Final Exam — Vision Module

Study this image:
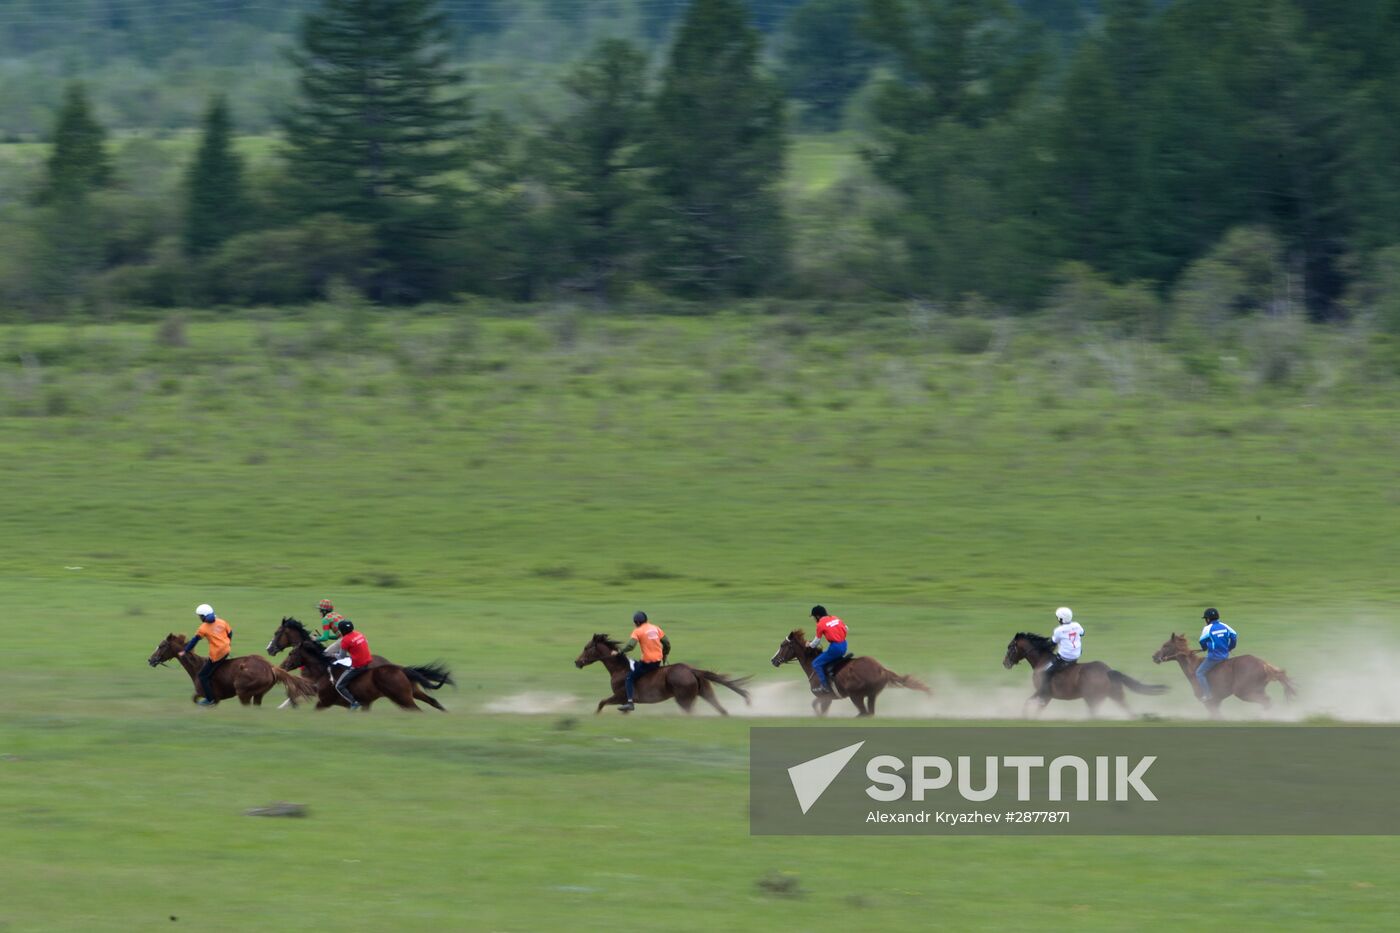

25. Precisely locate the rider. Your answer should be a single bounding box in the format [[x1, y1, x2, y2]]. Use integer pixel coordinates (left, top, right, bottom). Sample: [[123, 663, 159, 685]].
[[806, 606, 848, 696], [315, 600, 343, 643], [618, 611, 669, 712], [1196, 608, 1237, 701], [326, 618, 372, 710], [1039, 607, 1083, 700], [179, 603, 233, 706]]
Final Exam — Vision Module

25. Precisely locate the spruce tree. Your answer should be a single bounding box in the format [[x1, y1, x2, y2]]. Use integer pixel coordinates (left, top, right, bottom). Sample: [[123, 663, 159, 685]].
[[545, 39, 653, 295], [281, 0, 472, 301], [649, 0, 787, 296], [183, 95, 247, 257], [36, 83, 111, 204]]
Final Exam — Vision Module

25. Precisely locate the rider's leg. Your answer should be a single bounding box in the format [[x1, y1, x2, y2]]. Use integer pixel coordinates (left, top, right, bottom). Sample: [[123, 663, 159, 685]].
[[197, 659, 219, 704], [335, 667, 362, 707], [1036, 658, 1063, 700], [1195, 657, 1221, 700], [812, 641, 846, 693], [622, 660, 658, 709]]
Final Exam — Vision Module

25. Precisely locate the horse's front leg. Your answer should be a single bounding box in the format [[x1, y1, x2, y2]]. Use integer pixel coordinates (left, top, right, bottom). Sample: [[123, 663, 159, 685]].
[[596, 693, 624, 714]]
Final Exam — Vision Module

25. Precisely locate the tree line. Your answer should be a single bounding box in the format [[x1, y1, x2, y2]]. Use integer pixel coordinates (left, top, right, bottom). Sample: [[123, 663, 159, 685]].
[[5, 0, 1400, 336]]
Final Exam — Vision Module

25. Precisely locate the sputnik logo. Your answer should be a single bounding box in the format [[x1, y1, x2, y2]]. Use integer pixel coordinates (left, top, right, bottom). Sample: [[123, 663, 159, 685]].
[[787, 741, 865, 814]]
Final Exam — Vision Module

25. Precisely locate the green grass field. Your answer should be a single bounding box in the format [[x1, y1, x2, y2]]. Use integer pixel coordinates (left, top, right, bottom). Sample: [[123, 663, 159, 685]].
[[2, 311, 1399, 930]]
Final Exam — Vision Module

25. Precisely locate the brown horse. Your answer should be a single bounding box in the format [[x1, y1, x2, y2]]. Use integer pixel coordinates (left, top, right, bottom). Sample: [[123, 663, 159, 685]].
[[147, 634, 316, 706], [1004, 632, 1168, 716], [1152, 632, 1297, 715], [770, 629, 930, 717], [266, 617, 398, 708], [281, 638, 453, 711], [574, 634, 752, 715]]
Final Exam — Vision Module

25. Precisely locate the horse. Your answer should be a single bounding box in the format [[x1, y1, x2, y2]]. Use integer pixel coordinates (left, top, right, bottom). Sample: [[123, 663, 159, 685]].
[[266, 616, 398, 708], [1152, 632, 1297, 716], [147, 634, 317, 706], [574, 634, 752, 715], [280, 637, 453, 711], [266, 617, 392, 664], [1004, 632, 1168, 716], [770, 629, 931, 717]]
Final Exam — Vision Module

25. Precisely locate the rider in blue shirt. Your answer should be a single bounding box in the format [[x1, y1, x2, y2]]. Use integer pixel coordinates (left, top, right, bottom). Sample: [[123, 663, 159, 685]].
[[1196, 608, 1238, 701]]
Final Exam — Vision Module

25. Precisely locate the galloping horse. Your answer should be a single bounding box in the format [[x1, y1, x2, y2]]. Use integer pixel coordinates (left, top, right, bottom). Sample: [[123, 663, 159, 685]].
[[266, 617, 391, 664], [574, 634, 751, 715], [148, 634, 316, 706], [1152, 633, 1297, 715], [770, 629, 930, 717], [281, 638, 454, 711], [1004, 632, 1167, 716]]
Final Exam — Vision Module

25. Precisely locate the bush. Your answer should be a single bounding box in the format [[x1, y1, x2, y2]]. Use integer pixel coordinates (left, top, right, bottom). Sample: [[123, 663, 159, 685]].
[[946, 317, 996, 355], [204, 215, 375, 305], [1045, 262, 1168, 338]]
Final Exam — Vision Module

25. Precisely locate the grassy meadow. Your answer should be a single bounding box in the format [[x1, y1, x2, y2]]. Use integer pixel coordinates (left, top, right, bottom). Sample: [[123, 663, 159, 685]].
[[2, 310, 1400, 931]]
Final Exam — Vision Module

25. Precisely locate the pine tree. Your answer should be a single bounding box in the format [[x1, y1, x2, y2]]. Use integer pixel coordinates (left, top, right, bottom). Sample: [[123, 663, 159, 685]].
[[649, 0, 787, 296], [544, 39, 653, 295], [36, 83, 111, 204], [183, 95, 247, 257], [281, 0, 472, 301]]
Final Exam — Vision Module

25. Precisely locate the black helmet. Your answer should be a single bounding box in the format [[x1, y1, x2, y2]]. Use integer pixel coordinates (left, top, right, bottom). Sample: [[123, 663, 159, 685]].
[[337, 619, 355, 635], [633, 611, 648, 624], [1202, 608, 1219, 622], [810, 605, 827, 619]]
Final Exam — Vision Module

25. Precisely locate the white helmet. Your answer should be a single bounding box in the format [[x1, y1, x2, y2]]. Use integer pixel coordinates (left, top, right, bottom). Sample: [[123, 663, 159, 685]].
[[1055, 607, 1073, 623], [195, 603, 215, 619]]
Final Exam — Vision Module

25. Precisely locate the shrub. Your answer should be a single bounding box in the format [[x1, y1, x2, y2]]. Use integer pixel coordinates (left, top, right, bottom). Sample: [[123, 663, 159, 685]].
[[946, 317, 995, 355], [204, 215, 375, 305]]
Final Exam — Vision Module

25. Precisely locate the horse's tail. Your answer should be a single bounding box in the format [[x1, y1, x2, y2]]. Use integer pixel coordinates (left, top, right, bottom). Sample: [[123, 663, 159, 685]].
[[1108, 669, 1169, 695], [272, 667, 318, 704], [1263, 663, 1298, 700], [403, 663, 455, 691], [697, 670, 752, 705], [890, 671, 932, 694]]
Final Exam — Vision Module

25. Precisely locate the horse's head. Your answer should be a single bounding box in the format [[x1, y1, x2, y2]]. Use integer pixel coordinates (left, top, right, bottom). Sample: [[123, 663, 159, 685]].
[[148, 633, 186, 667], [770, 629, 808, 668], [1004, 632, 1053, 669], [1152, 633, 1194, 665], [267, 616, 307, 656], [575, 634, 620, 668], [280, 644, 306, 673]]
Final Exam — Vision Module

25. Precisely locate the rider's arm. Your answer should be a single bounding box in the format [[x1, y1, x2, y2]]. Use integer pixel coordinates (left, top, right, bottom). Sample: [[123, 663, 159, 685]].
[[181, 634, 202, 655], [660, 636, 671, 660], [619, 638, 638, 655]]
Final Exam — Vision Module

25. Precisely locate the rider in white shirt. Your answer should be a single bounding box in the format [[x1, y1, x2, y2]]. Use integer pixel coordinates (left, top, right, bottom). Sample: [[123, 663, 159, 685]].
[[1039, 607, 1083, 699]]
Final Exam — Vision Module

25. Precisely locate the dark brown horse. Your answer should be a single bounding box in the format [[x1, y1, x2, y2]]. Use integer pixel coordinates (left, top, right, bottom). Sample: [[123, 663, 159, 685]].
[[148, 634, 316, 706], [770, 629, 930, 717], [1004, 632, 1168, 716], [1152, 632, 1297, 715], [280, 638, 453, 711], [574, 634, 751, 715], [266, 617, 397, 708]]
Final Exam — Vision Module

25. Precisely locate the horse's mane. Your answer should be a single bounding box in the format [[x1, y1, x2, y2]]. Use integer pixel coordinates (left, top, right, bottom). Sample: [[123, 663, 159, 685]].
[[789, 628, 807, 642], [1015, 632, 1056, 653], [298, 638, 329, 661], [593, 633, 623, 651], [281, 617, 311, 638]]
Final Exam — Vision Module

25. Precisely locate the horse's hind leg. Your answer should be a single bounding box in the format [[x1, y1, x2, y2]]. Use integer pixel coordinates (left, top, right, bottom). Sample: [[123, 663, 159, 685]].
[[850, 695, 869, 717], [865, 692, 878, 717], [412, 687, 447, 711], [697, 681, 729, 716]]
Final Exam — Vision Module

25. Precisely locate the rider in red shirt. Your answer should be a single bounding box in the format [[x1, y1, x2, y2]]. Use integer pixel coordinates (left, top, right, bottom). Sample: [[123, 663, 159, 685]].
[[329, 619, 372, 709], [807, 605, 849, 695]]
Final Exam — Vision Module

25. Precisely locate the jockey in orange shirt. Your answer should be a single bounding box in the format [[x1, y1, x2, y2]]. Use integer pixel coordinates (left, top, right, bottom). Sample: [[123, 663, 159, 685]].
[[179, 603, 233, 706], [618, 611, 671, 712]]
